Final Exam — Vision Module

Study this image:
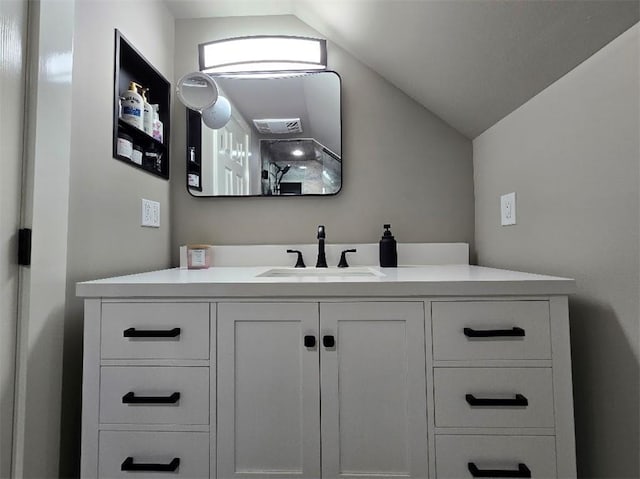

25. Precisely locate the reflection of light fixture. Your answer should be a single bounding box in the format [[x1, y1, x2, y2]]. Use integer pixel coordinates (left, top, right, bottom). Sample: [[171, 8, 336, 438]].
[[298, 165, 307, 169], [200, 36, 327, 73], [292, 149, 304, 157]]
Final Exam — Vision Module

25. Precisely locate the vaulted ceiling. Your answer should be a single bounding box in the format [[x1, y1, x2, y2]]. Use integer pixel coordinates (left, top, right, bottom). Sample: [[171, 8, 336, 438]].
[[165, 0, 639, 138]]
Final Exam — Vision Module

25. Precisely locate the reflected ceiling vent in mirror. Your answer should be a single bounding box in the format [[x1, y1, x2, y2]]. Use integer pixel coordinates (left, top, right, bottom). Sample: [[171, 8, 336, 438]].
[[253, 118, 303, 134], [199, 36, 327, 74]]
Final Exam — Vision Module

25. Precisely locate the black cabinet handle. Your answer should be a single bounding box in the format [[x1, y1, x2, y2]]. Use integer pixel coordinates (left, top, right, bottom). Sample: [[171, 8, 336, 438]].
[[122, 392, 181, 404], [304, 335, 316, 348], [323, 335, 335, 348], [465, 393, 528, 407], [123, 327, 181, 338], [468, 462, 531, 478], [121, 457, 180, 472], [464, 327, 524, 338]]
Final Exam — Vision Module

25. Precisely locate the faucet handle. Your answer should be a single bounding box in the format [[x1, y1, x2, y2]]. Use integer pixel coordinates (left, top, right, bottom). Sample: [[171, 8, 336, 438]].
[[317, 225, 325, 239], [286, 249, 306, 268], [337, 249, 357, 268]]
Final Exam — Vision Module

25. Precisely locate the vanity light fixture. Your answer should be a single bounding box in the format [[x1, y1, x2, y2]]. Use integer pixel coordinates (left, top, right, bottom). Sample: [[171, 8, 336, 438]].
[[199, 36, 327, 73], [292, 149, 304, 157]]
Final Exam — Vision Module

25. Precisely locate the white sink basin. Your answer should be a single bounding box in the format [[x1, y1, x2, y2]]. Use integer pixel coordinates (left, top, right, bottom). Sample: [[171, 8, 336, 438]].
[[257, 267, 383, 278]]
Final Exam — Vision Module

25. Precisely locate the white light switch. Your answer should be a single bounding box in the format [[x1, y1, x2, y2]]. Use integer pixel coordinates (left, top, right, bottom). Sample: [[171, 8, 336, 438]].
[[501, 192, 516, 226], [141, 199, 160, 228]]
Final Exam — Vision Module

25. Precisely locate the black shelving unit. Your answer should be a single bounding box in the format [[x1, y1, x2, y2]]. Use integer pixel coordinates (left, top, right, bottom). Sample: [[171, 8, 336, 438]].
[[186, 109, 202, 191], [113, 29, 170, 179]]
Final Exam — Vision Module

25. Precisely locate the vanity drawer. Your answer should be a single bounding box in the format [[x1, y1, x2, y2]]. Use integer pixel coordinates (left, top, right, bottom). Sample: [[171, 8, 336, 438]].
[[432, 301, 551, 360], [435, 435, 557, 478], [101, 302, 209, 360], [98, 430, 209, 478], [434, 368, 554, 428], [99, 366, 209, 425]]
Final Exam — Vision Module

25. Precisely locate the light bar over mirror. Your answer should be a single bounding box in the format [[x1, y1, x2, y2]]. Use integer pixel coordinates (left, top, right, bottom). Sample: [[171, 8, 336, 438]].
[[199, 36, 327, 74]]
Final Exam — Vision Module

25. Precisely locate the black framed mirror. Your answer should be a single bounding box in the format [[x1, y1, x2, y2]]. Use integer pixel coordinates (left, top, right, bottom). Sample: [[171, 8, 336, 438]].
[[186, 71, 341, 197]]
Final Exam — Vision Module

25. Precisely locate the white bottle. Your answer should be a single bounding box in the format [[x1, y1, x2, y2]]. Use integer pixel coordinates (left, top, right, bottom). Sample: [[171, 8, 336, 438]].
[[121, 81, 144, 130], [142, 88, 153, 135], [151, 104, 163, 143]]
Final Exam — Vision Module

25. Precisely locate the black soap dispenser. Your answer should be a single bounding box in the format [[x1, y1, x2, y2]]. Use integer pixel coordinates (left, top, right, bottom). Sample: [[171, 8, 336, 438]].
[[379, 224, 398, 267]]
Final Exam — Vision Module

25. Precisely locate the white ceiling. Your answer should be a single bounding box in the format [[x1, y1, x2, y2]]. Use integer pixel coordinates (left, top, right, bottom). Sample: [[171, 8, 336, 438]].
[[165, 0, 639, 138]]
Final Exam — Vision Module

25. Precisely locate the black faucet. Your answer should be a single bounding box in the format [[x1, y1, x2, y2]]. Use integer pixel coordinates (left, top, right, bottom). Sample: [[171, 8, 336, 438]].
[[337, 249, 357, 268], [316, 225, 327, 268], [286, 249, 306, 268]]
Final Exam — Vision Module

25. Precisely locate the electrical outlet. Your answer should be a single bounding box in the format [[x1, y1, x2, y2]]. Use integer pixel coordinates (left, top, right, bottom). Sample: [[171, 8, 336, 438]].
[[141, 199, 160, 228], [151, 201, 160, 227], [501, 192, 516, 226]]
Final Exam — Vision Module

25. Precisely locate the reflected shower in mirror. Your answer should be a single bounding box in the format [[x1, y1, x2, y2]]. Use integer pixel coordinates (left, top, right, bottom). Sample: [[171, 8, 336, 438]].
[[186, 71, 341, 197]]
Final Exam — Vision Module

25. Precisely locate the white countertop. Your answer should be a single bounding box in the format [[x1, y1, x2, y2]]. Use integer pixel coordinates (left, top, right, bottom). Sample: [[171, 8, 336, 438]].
[[76, 265, 575, 298]]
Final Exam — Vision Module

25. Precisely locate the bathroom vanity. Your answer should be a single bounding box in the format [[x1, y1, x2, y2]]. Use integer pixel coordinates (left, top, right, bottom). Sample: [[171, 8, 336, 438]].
[[77, 253, 576, 478]]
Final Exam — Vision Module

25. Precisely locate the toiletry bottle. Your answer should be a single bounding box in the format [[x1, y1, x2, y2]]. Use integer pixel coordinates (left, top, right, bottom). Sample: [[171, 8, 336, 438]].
[[121, 81, 144, 130], [151, 104, 163, 143], [379, 224, 398, 267], [142, 88, 153, 135]]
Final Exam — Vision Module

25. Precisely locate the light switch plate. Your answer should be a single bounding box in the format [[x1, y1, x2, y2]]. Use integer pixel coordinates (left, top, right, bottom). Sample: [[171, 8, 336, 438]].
[[141, 199, 160, 228], [501, 192, 516, 226]]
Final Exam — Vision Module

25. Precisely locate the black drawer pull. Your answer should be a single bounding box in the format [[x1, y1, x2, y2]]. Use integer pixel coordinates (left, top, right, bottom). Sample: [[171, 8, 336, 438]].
[[323, 335, 335, 348], [304, 335, 316, 348], [122, 392, 181, 404], [123, 327, 181, 338], [121, 457, 180, 472], [466, 393, 528, 407], [468, 462, 531, 478], [464, 327, 525, 338]]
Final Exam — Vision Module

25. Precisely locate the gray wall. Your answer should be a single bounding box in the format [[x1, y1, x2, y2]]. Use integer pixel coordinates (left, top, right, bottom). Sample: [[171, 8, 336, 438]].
[[473, 24, 639, 478], [171, 15, 473, 262], [60, 1, 175, 476]]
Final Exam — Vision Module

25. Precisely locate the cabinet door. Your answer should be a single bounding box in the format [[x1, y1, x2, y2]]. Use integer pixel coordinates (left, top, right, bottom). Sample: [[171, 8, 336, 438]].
[[217, 303, 320, 479], [320, 302, 428, 478]]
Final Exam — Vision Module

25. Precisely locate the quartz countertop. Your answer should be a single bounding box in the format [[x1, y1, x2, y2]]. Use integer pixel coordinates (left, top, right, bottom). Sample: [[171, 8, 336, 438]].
[[76, 265, 575, 298]]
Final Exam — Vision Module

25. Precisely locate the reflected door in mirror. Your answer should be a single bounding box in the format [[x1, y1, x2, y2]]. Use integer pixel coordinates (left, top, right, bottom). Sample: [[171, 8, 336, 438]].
[[209, 118, 250, 195]]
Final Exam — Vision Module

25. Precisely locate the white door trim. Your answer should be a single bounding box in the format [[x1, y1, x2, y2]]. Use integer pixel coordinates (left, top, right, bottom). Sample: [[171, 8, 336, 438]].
[[0, 0, 28, 477], [12, 0, 75, 477]]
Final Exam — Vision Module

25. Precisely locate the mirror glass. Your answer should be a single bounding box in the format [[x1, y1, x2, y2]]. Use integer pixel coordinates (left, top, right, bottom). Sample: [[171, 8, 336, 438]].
[[186, 71, 341, 196]]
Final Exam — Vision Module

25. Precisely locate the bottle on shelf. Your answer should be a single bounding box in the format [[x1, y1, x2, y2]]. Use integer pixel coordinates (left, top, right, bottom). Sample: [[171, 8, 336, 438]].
[[142, 88, 153, 135], [151, 104, 163, 143], [144, 143, 163, 173], [121, 81, 144, 130], [116, 132, 133, 159]]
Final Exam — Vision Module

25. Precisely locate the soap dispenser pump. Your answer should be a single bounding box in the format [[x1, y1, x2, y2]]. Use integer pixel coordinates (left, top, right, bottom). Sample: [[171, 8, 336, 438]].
[[379, 224, 398, 267]]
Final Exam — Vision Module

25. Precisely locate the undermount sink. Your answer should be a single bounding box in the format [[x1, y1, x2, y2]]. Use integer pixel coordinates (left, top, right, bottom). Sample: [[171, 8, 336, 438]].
[[257, 267, 383, 278]]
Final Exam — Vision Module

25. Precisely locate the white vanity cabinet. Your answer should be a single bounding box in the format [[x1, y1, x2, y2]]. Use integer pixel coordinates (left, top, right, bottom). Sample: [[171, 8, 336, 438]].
[[216, 302, 428, 478], [81, 301, 214, 478], [78, 265, 576, 479], [216, 302, 321, 478]]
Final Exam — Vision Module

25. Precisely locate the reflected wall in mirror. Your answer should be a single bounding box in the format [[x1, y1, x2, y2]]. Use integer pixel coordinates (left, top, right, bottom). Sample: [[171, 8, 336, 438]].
[[186, 71, 341, 197]]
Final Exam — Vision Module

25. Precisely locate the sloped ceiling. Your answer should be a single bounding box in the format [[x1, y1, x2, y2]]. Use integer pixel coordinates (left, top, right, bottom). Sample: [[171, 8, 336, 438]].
[[165, 0, 639, 138]]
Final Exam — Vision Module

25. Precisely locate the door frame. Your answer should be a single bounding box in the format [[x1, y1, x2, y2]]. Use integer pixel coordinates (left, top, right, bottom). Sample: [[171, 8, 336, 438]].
[[11, 0, 75, 477], [0, 0, 29, 476]]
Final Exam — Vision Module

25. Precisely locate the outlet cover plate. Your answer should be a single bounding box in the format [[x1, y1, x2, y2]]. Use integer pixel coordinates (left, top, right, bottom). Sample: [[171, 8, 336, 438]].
[[501, 192, 516, 226], [141, 199, 160, 228]]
